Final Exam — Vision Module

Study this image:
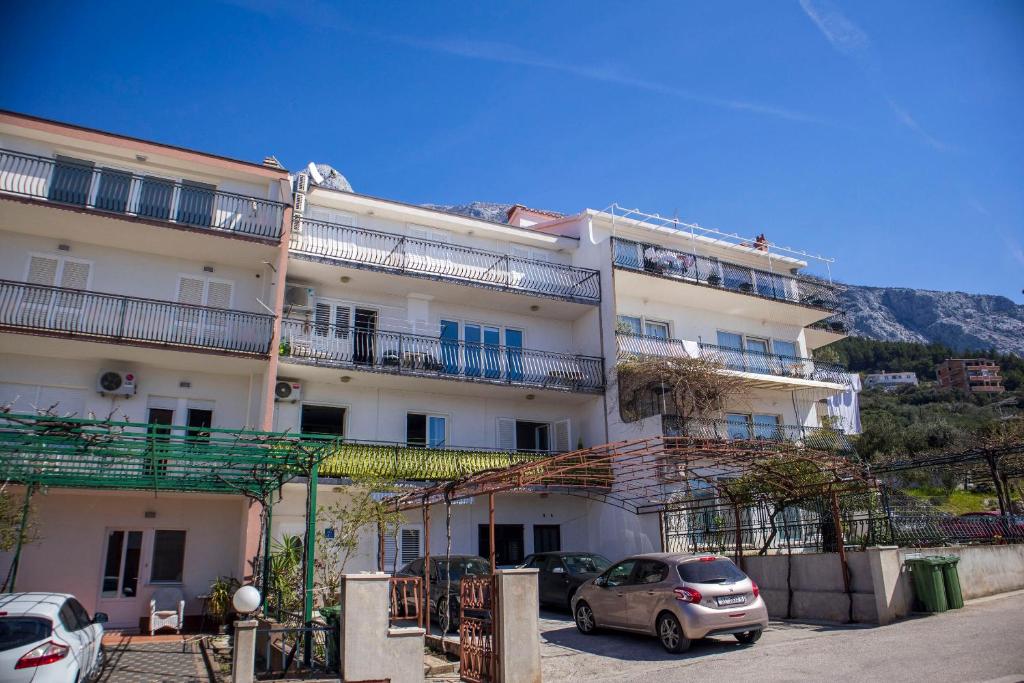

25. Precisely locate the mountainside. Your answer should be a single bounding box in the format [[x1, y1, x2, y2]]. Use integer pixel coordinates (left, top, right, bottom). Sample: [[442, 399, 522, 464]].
[[423, 202, 1023, 357], [843, 285, 1024, 357]]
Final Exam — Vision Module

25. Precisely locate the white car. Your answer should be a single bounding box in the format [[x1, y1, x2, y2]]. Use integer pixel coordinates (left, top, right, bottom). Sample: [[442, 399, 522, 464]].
[[0, 593, 107, 682]]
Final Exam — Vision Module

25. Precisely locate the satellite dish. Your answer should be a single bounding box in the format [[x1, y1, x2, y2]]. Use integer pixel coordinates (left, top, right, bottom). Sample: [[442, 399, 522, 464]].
[[307, 162, 324, 185]]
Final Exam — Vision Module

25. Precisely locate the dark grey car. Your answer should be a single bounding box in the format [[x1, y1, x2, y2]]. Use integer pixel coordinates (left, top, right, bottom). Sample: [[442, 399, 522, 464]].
[[521, 552, 612, 610], [395, 555, 491, 632]]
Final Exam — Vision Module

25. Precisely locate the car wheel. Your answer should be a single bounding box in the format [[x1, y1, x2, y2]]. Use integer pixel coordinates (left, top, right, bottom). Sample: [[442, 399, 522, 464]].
[[657, 613, 691, 653], [735, 629, 762, 645], [574, 601, 597, 635]]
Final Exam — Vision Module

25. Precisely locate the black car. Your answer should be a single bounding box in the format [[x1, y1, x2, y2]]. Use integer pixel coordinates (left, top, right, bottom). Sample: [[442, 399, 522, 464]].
[[521, 551, 613, 610], [395, 554, 491, 632]]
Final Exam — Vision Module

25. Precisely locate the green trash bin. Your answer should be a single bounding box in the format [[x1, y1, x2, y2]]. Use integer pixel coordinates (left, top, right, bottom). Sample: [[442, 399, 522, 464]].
[[939, 556, 964, 609], [905, 556, 949, 613]]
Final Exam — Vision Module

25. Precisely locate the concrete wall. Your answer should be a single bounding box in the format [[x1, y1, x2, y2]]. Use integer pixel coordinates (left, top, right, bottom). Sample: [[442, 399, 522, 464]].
[[338, 574, 424, 683], [0, 488, 248, 628], [895, 545, 1024, 616]]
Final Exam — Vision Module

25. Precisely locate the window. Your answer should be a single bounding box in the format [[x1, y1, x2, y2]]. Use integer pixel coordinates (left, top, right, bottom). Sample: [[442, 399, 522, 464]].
[[644, 320, 670, 339], [533, 525, 561, 553], [187, 408, 212, 440], [151, 530, 187, 583], [407, 413, 446, 448], [617, 315, 670, 338], [301, 405, 346, 437], [634, 560, 669, 584], [515, 420, 549, 453], [0, 617, 51, 651], [523, 555, 545, 569], [383, 526, 421, 570], [617, 316, 642, 334], [497, 418, 570, 453], [603, 560, 636, 588], [478, 524, 524, 566], [716, 331, 743, 350], [677, 558, 746, 584], [67, 600, 92, 631], [773, 340, 798, 359], [101, 529, 143, 598]]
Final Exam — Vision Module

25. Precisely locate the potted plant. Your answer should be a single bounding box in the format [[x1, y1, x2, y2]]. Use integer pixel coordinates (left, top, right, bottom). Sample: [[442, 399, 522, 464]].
[[279, 338, 291, 356], [207, 576, 241, 633]]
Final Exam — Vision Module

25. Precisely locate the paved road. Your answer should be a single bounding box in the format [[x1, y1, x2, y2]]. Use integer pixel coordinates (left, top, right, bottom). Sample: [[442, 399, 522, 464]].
[[540, 590, 1024, 682]]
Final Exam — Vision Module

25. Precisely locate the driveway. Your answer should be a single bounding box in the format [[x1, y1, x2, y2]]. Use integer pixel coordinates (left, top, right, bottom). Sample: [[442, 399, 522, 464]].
[[98, 635, 210, 683], [540, 590, 1024, 682]]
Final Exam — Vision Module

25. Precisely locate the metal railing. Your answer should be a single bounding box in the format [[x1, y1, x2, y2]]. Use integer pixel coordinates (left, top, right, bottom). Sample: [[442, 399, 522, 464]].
[[662, 416, 855, 452], [389, 576, 423, 627], [698, 342, 850, 385], [808, 312, 851, 335], [280, 319, 605, 392], [256, 622, 338, 676], [0, 279, 274, 355], [615, 332, 850, 385], [0, 149, 285, 240], [291, 217, 601, 303], [612, 237, 842, 313]]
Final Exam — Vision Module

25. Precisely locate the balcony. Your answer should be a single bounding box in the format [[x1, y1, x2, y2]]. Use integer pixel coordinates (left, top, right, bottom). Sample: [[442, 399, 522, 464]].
[[612, 237, 842, 314], [662, 416, 854, 452], [290, 218, 601, 304], [0, 149, 286, 240], [0, 279, 275, 356], [616, 332, 850, 387], [280, 319, 605, 393]]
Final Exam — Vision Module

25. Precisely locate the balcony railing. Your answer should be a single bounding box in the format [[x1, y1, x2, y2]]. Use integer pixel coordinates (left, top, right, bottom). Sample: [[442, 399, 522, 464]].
[[808, 312, 851, 335], [290, 218, 601, 304], [0, 149, 286, 240], [281, 319, 605, 393], [0, 279, 275, 355], [612, 237, 842, 313], [662, 416, 855, 452], [615, 332, 850, 385]]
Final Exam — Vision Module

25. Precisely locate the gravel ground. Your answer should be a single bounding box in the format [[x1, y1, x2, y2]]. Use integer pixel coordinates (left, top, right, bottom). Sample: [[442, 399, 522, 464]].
[[539, 590, 1024, 682]]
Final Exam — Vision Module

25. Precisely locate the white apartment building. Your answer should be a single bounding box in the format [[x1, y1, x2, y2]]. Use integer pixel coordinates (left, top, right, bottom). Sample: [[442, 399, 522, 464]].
[[863, 371, 918, 390], [0, 111, 292, 629], [0, 112, 854, 630]]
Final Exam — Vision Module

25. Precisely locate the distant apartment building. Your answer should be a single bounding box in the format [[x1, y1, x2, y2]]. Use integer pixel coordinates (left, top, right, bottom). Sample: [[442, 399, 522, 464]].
[[936, 358, 1005, 394], [863, 371, 918, 390]]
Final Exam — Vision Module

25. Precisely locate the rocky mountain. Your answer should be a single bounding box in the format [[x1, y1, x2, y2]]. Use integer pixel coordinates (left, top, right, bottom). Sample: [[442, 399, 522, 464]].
[[423, 202, 1024, 357], [842, 285, 1024, 357]]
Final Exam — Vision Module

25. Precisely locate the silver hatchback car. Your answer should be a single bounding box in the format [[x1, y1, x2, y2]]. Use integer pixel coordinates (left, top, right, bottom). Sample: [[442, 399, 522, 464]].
[[571, 553, 768, 653]]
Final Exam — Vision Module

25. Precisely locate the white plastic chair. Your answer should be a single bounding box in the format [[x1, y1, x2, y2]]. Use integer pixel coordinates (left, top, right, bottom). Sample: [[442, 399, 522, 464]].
[[149, 587, 185, 635]]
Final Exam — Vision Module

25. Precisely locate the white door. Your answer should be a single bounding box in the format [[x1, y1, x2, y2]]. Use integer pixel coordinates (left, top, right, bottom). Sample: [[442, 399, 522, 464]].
[[20, 254, 92, 329], [97, 529, 146, 628], [176, 275, 233, 347]]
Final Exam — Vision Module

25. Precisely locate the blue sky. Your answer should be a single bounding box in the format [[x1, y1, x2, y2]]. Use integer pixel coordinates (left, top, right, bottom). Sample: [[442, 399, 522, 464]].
[[2, 1, 1022, 301]]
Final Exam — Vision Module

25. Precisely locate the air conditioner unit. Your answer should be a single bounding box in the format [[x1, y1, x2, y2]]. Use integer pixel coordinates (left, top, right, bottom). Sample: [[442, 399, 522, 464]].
[[97, 370, 137, 396], [275, 380, 302, 402], [293, 192, 306, 215], [294, 173, 309, 193], [285, 284, 315, 310]]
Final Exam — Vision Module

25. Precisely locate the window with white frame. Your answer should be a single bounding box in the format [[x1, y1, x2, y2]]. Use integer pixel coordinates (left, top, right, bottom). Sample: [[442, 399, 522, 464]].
[[617, 315, 670, 338], [497, 417, 571, 453], [407, 413, 447, 448]]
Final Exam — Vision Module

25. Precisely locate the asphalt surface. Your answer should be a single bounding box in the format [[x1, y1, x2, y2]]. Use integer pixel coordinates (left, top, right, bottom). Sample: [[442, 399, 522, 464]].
[[539, 590, 1024, 682]]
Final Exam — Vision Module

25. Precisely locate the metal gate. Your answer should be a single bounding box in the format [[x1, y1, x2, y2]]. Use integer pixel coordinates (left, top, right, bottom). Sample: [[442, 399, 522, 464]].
[[459, 574, 497, 683]]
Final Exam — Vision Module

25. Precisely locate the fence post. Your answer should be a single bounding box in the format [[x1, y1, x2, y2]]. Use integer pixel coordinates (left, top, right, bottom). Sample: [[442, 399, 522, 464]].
[[231, 619, 258, 683], [495, 570, 541, 683]]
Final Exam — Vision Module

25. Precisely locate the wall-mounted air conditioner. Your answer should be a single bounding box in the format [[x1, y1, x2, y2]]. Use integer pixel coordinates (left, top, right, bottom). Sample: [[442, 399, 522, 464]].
[[97, 370, 137, 396], [285, 284, 315, 310], [275, 380, 302, 402]]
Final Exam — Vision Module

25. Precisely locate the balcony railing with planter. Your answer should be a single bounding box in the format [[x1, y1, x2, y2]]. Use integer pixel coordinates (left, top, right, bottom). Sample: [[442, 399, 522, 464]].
[[0, 279, 275, 356], [0, 149, 286, 240], [612, 237, 842, 313], [662, 416, 855, 452], [616, 332, 850, 385], [280, 319, 605, 393], [290, 218, 601, 304], [809, 312, 851, 335]]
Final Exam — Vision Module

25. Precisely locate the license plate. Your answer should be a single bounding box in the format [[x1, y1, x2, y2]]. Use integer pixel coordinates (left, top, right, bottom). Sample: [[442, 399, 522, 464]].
[[716, 595, 746, 606]]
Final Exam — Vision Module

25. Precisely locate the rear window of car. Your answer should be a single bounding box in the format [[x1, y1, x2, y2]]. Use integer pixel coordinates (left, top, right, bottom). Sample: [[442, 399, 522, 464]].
[[0, 617, 52, 652], [677, 558, 747, 584]]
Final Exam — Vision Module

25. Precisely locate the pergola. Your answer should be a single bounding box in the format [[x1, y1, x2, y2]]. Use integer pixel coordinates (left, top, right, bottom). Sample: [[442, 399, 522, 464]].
[[385, 435, 875, 625]]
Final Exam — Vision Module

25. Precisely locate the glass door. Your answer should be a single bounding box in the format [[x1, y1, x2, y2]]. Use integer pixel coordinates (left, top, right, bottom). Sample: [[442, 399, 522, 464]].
[[745, 337, 770, 374], [353, 308, 377, 365], [464, 324, 482, 377], [483, 326, 501, 379], [716, 332, 745, 371], [505, 329, 523, 381], [725, 413, 752, 440], [98, 529, 144, 628], [440, 320, 460, 374]]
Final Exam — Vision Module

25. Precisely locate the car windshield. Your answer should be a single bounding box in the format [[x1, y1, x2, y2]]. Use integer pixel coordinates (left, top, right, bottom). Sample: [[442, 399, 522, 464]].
[[0, 617, 52, 652], [562, 554, 612, 574], [677, 558, 747, 584], [437, 558, 491, 580]]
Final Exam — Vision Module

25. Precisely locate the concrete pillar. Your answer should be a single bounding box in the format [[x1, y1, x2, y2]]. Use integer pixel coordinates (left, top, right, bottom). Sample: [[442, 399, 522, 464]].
[[866, 546, 903, 625], [231, 619, 258, 683], [339, 573, 425, 683], [496, 569, 541, 683]]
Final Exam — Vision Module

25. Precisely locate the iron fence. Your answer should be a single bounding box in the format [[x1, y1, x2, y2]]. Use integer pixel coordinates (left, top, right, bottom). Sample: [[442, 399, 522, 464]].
[[612, 236, 842, 312], [291, 217, 601, 303], [255, 621, 337, 677], [0, 279, 275, 355], [389, 576, 424, 627], [0, 148, 285, 239], [280, 318, 605, 392], [662, 416, 855, 453]]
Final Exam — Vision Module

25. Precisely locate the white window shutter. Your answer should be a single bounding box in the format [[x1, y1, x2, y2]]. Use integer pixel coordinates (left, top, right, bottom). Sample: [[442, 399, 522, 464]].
[[59, 260, 91, 290], [206, 280, 233, 309], [27, 255, 59, 286], [382, 534, 398, 571], [496, 418, 516, 451], [400, 528, 421, 564], [177, 276, 205, 305], [314, 302, 332, 336], [553, 419, 571, 453], [333, 304, 351, 339]]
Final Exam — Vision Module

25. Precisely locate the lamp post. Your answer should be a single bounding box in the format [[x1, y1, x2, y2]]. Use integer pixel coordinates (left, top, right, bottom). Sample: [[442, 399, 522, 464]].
[[231, 586, 261, 683]]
